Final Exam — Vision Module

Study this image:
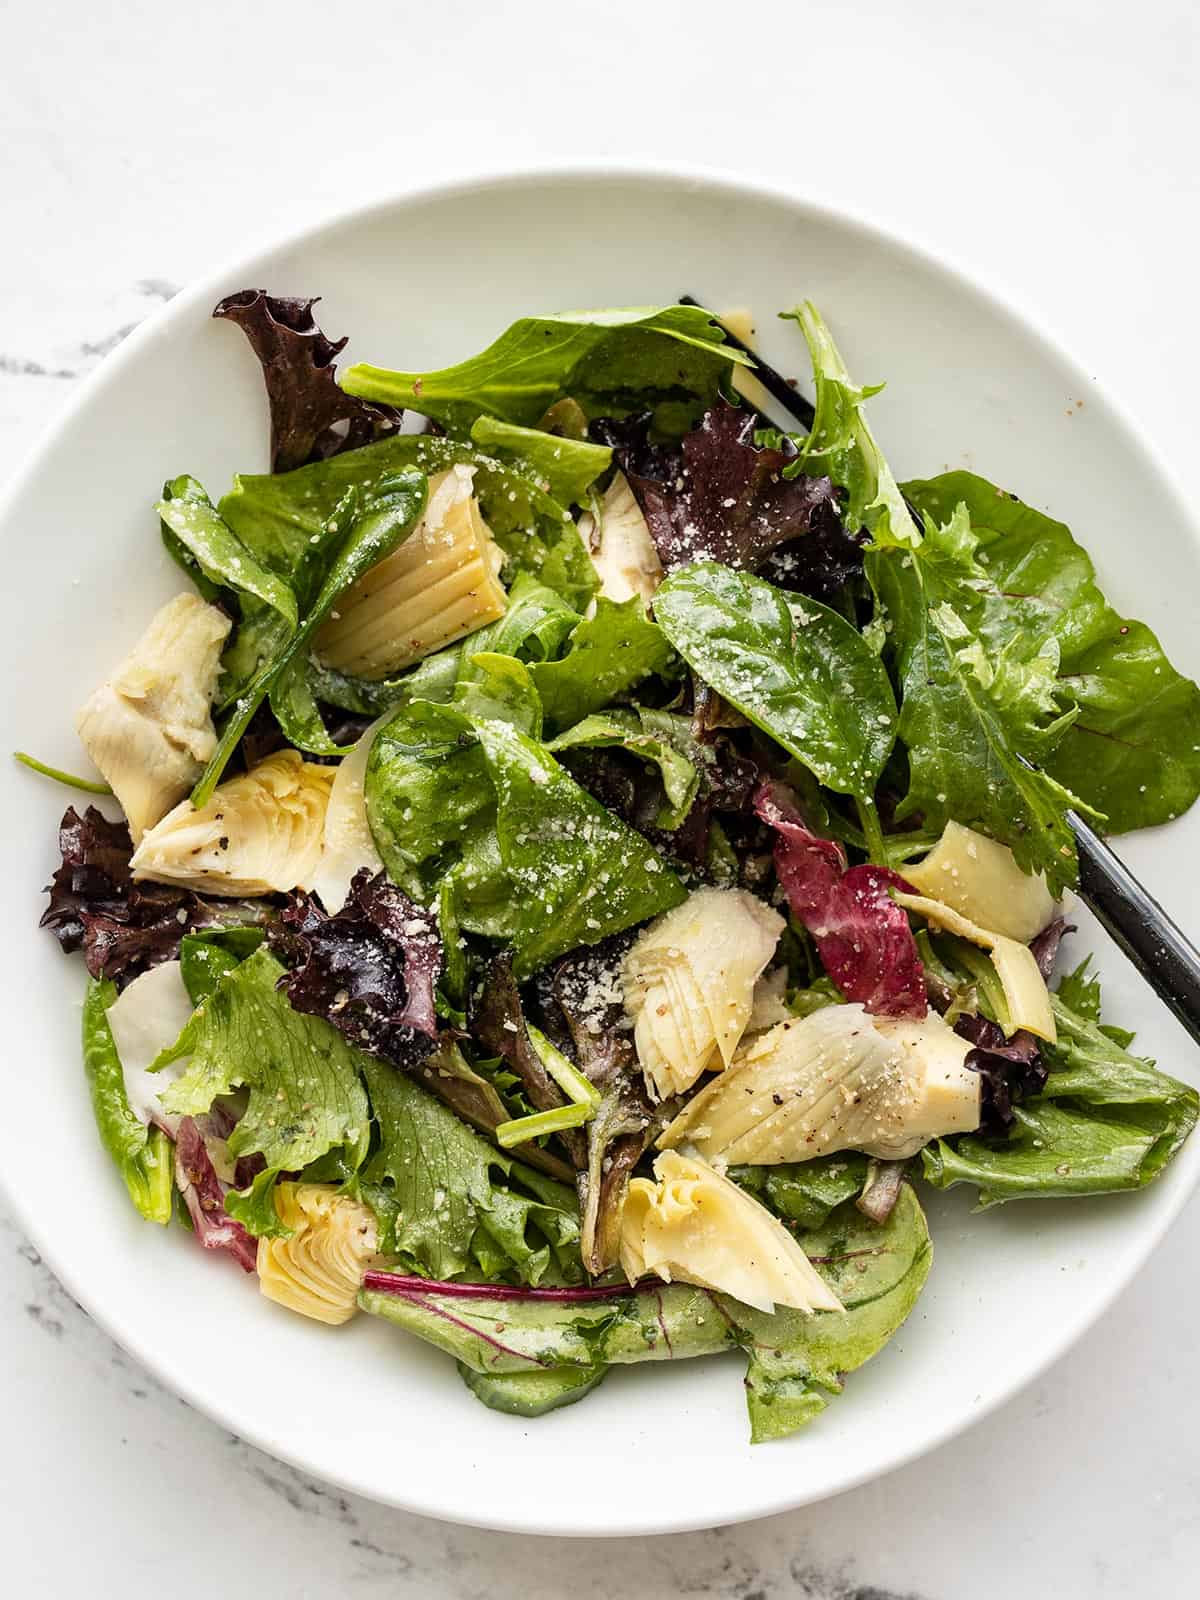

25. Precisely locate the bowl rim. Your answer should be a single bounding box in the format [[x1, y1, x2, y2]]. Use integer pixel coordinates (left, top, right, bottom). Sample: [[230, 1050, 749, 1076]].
[[3, 159, 1198, 1535]]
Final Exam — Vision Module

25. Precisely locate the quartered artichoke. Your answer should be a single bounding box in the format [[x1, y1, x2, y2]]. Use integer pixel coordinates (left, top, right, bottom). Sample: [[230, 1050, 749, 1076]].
[[314, 466, 507, 679], [903, 820, 1057, 944], [311, 712, 389, 913], [619, 1148, 843, 1314], [130, 749, 334, 896], [660, 1003, 981, 1165], [622, 886, 784, 1101], [75, 593, 231, 841], [257, 1183, 381, 1326], [104, 959, 195, 1131], [583, 469, 663, 607]]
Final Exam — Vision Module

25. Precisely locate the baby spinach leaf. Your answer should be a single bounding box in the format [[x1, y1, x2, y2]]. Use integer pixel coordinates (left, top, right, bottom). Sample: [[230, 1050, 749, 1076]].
[[340, 305, 749, 432], [921, 979, 1198, 1204], [530, 596, 678, 731], [82, 978, 174, 1224], [470, 416, 611, 506], [904, 471, 1200, 833], [357, 1053, 582, 1283], [158, 477, 299, 629], [474, 719, 686, 976], [153, 947, 370, 1236], [654, 562, 897, 798]]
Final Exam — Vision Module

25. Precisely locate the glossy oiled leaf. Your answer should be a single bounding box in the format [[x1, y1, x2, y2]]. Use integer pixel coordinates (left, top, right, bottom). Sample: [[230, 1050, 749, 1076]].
[[904, 471, 1200, 833], [475, 719, 686, 976], [470, 415, 612, 506], [340, 305, 749, 432], [654, 562, 897, 797], [530, 596, 678, 731]]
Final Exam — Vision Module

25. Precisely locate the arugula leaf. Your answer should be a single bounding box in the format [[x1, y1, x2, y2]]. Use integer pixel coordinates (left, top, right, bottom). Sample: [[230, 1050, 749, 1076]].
[[193, 471, 428, 803], [654, 562, 897, 798], [356, 1053, 581, 1283], [781, 301, 917, 545], [154, 948, 370, 1236], [866, 507, 1085, 892], [470, 416, 611, 506], [340, 305, 749, 432], [548, 708, 700, 829], [529, 596, 678, 730], [904, 471, 1200, 833], [474, 719, 686, 975], [82, 979, 174, 1224], [921, 980, 1198, 1204], [219, 432, 597, 614]]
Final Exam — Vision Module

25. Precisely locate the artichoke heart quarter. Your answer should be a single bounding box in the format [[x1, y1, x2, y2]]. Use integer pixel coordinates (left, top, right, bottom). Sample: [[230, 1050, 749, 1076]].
[[903, 820, 1058, 944], [314, 466, 507, 679], [619, 1150, 843, 1314], [890, 891, 1056, 1042], [623, 887, 785, 1101], [258, 1184, 382, 1326], [130, 749, 333, 896], [583, 470, 663, 607], [75, 593, 231, 841], [659, 1003, 981, 1165]]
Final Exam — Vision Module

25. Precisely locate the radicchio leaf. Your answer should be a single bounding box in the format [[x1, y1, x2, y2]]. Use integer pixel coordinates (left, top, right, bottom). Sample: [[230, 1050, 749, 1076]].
[[595, 404, 862, 598], [40, 806, 242, 989], [754, 782, 927, 1018], [214, 290, 403, 473], [271, 869, 441, 1066], [174, 1116, 258, 1272]]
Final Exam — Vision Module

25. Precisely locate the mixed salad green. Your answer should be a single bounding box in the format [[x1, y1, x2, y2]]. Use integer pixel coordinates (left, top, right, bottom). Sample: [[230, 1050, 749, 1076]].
[[31, 290, 1200, 1440]]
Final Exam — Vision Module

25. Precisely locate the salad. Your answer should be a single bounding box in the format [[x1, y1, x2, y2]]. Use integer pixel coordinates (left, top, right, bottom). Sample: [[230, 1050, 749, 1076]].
[[27, 291, 1200, 1441]]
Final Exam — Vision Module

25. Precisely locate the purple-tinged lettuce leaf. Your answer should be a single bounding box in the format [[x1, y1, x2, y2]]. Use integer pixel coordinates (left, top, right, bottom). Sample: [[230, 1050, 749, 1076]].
[[270, 869, 442, 1068], [173, 1116, 258, 1272], [41, 807, 258, 989], [953, 1012, 1047, 1134], [597, 404, 861, 597], [214, 290, 402, 472]]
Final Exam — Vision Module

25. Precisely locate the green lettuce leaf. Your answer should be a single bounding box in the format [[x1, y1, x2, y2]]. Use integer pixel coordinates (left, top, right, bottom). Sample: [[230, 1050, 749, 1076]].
[[360, 1183, 931, 1444], [529, 596, 678, 731], [153, 948, 370, 1235], [356, 1054, 581, 1284], [903, 471, 1200, 833], [473, 718, 686, 975], [548, 707, 700, 828], [82, 979, 173, 1225], [921, 977, 1198, 1205], [340, 305, 749, 432], [653, 561, 897, 799], [470, 416, 611, 506], [178, 926, 265, 1005]]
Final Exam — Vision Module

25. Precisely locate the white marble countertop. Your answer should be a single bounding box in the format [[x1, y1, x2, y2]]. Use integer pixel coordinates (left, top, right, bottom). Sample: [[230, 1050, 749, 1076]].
[[4, 1, 1199, 1593]]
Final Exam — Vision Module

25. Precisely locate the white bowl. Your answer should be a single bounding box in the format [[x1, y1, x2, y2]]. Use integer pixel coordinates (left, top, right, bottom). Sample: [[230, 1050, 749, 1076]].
[[3, 167, 1198, 1537]]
